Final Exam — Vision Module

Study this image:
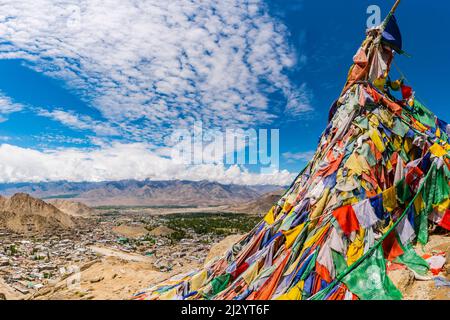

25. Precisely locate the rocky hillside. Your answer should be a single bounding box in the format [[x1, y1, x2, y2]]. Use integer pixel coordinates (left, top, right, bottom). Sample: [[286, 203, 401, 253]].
[[0, 193, 74, 234], [48, 199, 94, 217], [230, 190, 285, 215]]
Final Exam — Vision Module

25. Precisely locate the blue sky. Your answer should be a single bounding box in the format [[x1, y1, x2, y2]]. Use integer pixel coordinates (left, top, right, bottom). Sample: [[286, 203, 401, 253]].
[[0, 0, 448, 184]]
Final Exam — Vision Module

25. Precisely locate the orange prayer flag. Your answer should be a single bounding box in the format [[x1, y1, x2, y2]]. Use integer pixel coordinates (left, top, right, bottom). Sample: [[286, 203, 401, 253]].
[[316, 261, 332, 283], [254, 253, 290, 300]]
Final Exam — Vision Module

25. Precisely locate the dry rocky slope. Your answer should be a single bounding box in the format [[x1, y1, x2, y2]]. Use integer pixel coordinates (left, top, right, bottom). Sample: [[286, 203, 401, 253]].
[[230, 190, 284, 215], [48, 199, 94, 217], [0, 193, 74, 234]]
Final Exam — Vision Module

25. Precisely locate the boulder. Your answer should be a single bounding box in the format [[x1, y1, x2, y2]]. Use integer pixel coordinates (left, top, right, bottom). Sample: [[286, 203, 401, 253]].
[[388, 269, 415, 293]]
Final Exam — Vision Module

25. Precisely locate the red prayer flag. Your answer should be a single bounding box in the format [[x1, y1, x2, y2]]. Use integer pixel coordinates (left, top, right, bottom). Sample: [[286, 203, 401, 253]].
[[332, 205, 360, 236], [401, 84, 413, 100], [382, 232, 404, 261], [231, 262, 249, 279], [439, 210, 450, 231]]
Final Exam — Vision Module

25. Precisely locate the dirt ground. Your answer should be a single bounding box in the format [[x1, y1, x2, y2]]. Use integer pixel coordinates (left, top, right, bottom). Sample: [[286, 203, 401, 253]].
[[27, 244, 171, 300], [31, 257, 165, 300], [0, 277, 21, 300], [27, 245, 199, 300]]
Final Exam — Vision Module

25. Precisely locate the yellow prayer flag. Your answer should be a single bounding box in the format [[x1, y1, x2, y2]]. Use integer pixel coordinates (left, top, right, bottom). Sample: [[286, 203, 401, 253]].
[[309, 188, 330, 231], [242, 262, 259, 285], [159, 288, 178, 300], [370, 128, 385, 153], [374, 77, 386, 91], [303, 225, 328, 251], [414, 193, 424, 214], [190, 270, 208, 291], [404, 139, 412, 153], [347, 228, 365, 266], [433, 199, 449, 214], [345, 153, 370, 175], [275, 281, 303, 300], [382, 187, 397, 212], [386, 159, 393, 171], [392, 136, 402, 151], [429, 143, 447, 157], [283, 201, 293, 213], [282, 223, 305, 249], [264, 206, 275, 225]]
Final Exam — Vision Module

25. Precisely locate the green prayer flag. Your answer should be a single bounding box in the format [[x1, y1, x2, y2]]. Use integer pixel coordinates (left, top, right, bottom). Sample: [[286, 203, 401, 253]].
[[417, 206, 429, 245], [434, 167, 450, 205], [417, 165, 450, 244], [396, 178, 412, 204], [341, 246, 402, 300], [418, 165, 438, 244], [211, 274, 231, 295], [392, 118, 410, 137], [399, 148, 410, 163], [395, 243, 429, 275], [412, 100, 436, 128], [332, 250, 347, 275]]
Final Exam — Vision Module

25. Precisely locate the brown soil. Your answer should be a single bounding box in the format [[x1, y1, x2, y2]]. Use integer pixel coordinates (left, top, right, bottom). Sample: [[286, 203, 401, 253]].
[[148, 225, 175, 237], [31, 256, 165, 300], [112, 225, 149, 239]]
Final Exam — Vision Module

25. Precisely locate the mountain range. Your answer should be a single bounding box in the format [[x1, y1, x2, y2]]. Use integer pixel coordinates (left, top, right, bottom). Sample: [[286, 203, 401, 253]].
[[0, 180, 284, 206]]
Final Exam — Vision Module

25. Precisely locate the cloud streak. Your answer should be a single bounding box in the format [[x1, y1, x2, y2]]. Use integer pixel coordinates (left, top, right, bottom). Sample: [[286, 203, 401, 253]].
[[0, 143, 294, 185], [37, 109, 119, 136], [0, 91, 24, 122]]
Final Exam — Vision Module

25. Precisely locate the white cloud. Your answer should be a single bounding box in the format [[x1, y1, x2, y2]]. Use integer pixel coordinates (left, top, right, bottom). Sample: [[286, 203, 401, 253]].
[[0, 0, 311, 142], [0, 91, 24, 122], [37, 109, 119, 136], [0, 143, 294, 185], [0, 1, 310, 184]]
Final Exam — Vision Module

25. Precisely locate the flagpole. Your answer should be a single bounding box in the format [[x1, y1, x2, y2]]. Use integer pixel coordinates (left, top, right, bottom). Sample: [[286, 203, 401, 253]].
[[381, 0, 402, 31], [338, 0, 402, 101]]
